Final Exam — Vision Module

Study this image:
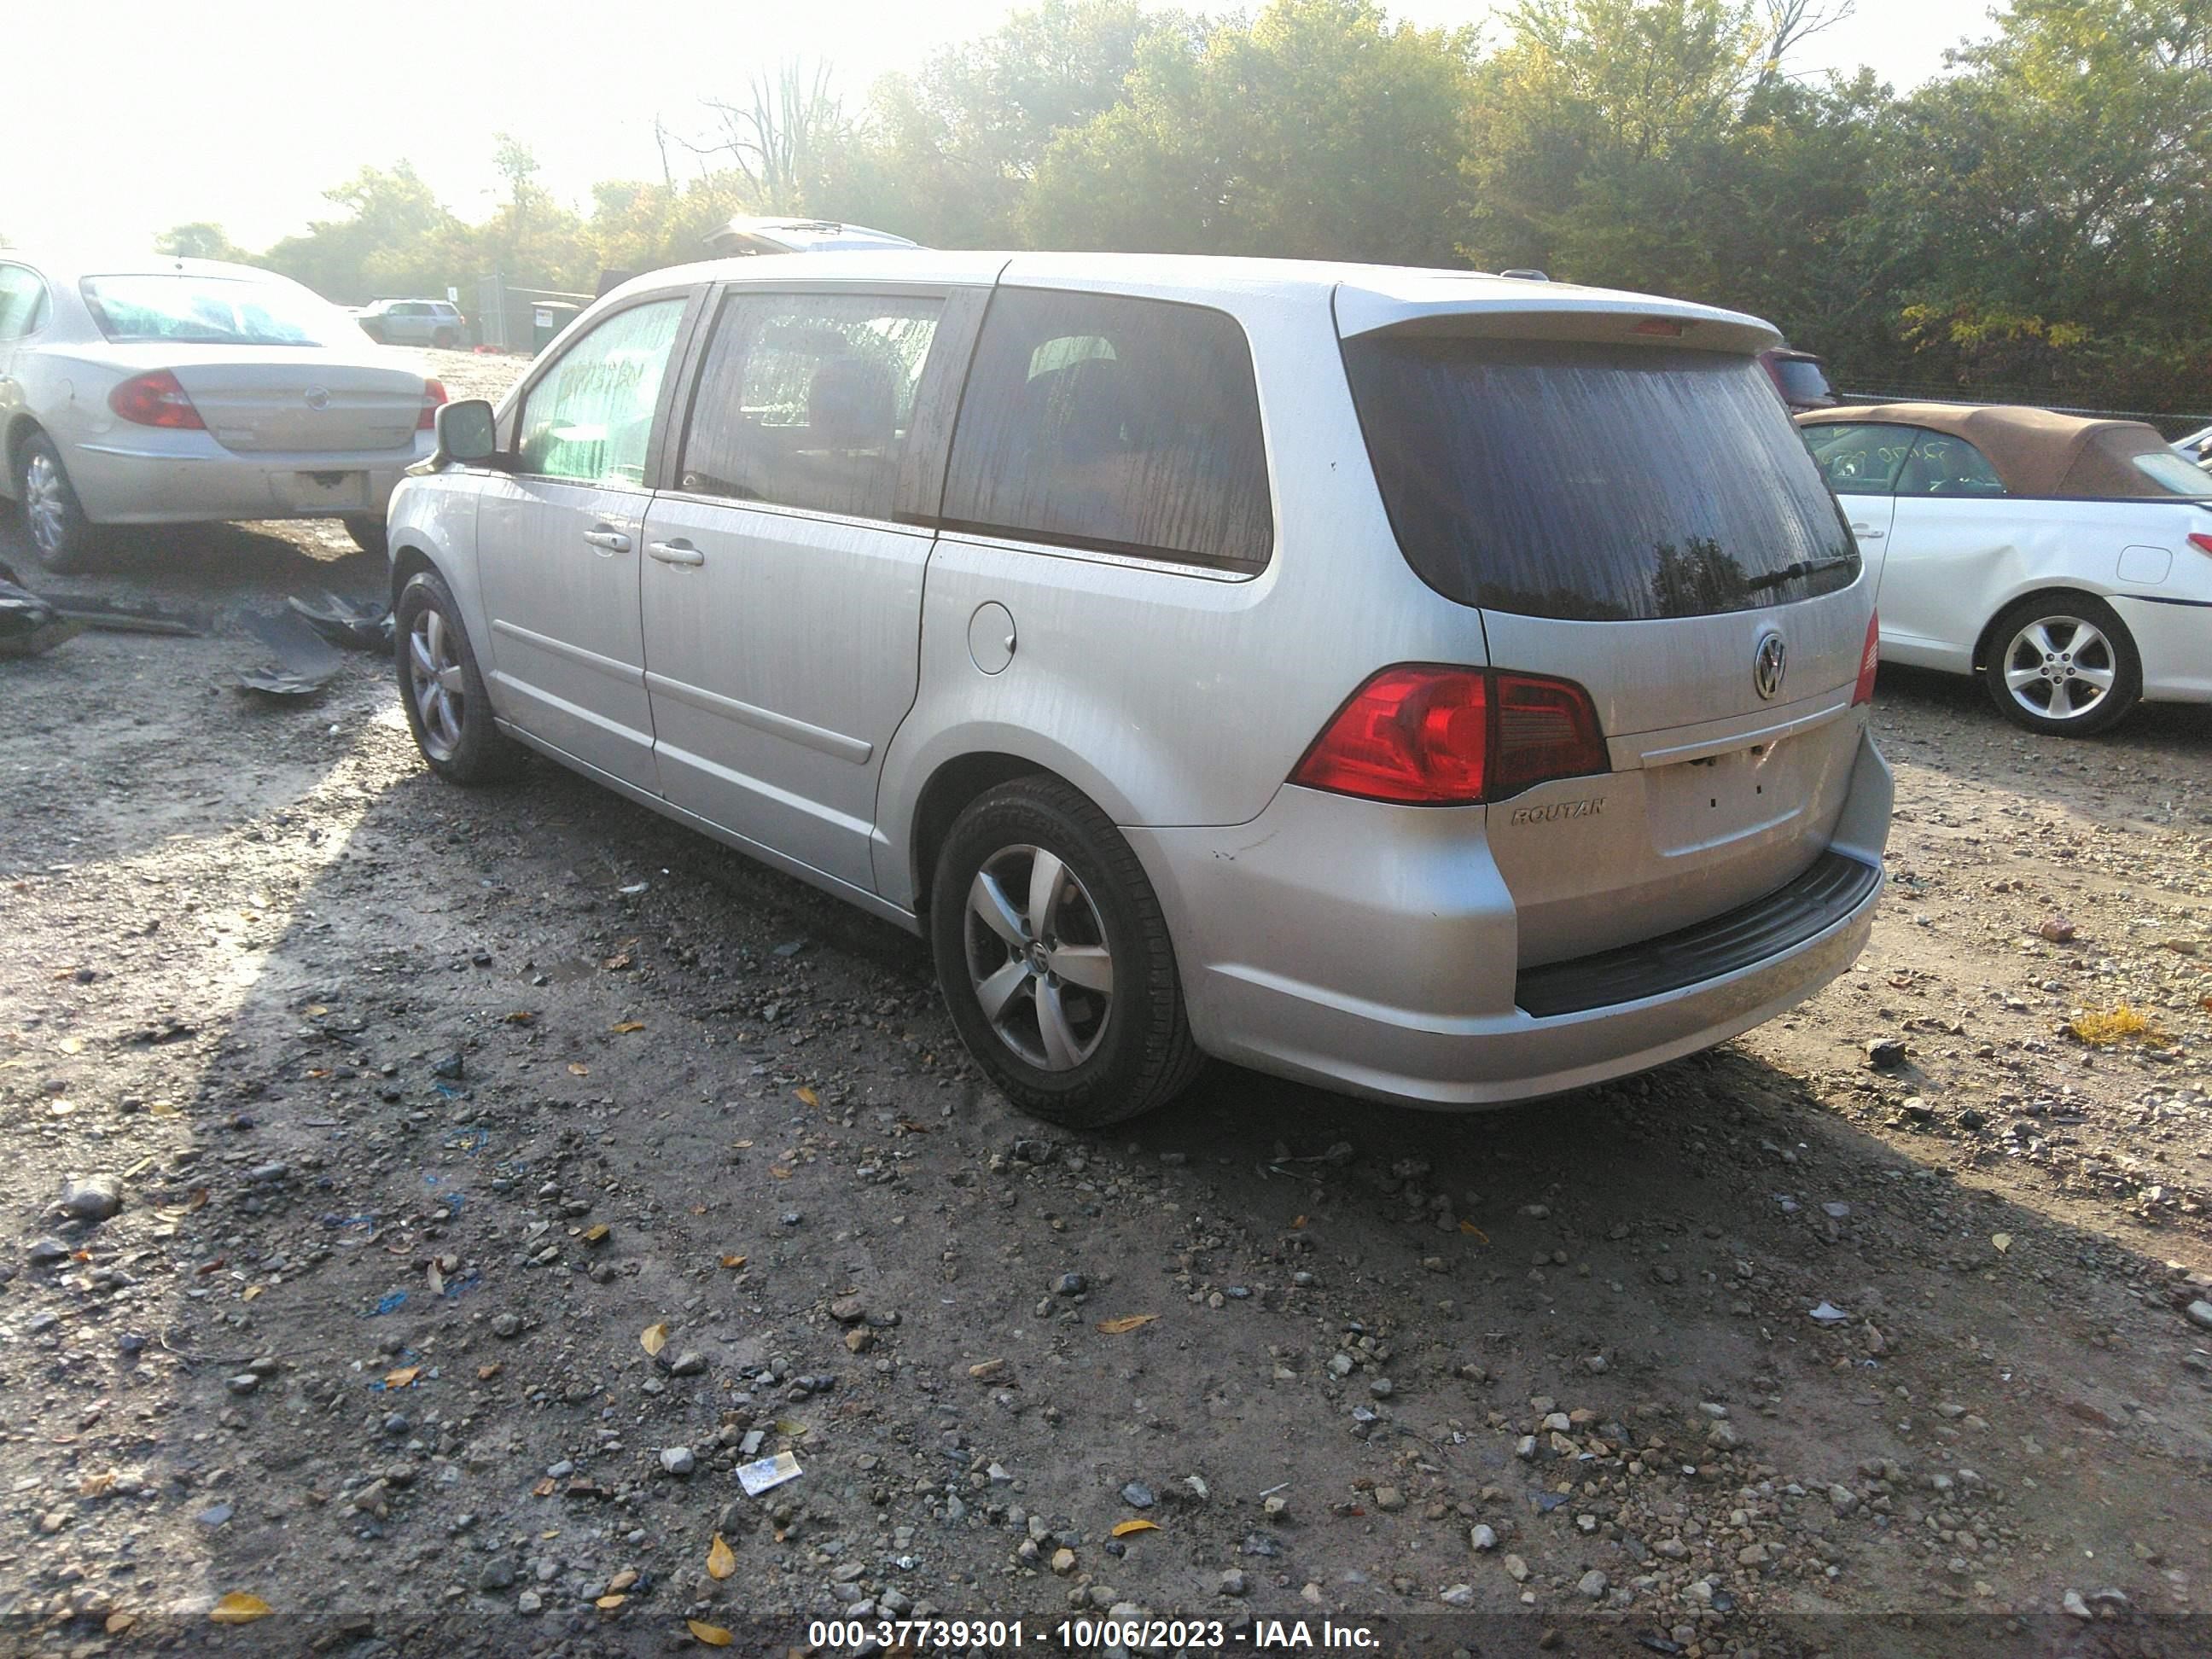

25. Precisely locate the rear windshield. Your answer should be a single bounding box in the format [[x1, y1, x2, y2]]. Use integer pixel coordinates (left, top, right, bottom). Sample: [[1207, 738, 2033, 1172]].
[[80, 275, 343, 347], [1773, 357, 1833, 401], [2129, 450, 2212, 498], [1342, 336, 1857, 620]]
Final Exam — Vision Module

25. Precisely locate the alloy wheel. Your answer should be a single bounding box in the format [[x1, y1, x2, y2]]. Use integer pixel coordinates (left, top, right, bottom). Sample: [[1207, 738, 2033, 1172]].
[[23, 451, 68, 557], [2000, 614, 2116, 723], [406, 607, 468, 761], [963, 844, 1115, 1071]]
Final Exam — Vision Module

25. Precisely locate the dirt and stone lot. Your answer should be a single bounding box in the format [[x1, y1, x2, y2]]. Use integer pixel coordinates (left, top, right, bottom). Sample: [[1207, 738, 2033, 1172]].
[[3, 346, 2210, 1658]]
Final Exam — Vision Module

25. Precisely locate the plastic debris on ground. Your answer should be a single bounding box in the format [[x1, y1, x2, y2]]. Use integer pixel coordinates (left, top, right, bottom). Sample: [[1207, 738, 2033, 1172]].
[[0, 571, 84, 657], [736, 1451, 803, 1496], [287, 591, 393, 652], [238, 608, 342, 697]]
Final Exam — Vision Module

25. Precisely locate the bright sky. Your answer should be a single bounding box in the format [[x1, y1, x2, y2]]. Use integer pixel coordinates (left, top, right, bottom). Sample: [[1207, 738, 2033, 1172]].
[[5, 0, 1999, 254]]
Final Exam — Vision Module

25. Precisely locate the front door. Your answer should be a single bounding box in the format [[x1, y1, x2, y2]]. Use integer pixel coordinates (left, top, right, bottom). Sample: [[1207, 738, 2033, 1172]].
[[475, 294, 691, 792], [638, 287, 961, 890]]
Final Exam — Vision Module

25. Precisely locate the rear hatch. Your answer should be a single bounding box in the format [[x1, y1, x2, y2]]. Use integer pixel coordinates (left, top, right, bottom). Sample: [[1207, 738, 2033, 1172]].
[[1338, 292, 1872, 969]]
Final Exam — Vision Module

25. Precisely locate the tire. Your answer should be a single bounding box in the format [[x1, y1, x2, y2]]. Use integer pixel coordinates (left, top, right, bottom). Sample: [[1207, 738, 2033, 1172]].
[[432, 328, 458, 349], [1982, 593, 2141, 736], [13, 432, 101, 573], [929, 776, 1202, 1127], [342, 515, 389, 557], [393, 569, 524, 785]]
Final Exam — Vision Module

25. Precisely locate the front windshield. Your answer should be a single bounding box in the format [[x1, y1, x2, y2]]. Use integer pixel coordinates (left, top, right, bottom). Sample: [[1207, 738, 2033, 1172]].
[[80, 274, 346, 347]]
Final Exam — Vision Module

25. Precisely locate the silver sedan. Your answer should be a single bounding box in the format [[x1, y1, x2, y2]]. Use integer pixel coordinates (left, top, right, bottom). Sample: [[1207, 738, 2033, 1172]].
[[0, 253, 442, 569]]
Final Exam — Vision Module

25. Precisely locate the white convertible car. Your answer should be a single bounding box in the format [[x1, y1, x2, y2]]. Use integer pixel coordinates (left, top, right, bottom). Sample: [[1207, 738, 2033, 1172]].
[[1799, 403, 2212, 735]]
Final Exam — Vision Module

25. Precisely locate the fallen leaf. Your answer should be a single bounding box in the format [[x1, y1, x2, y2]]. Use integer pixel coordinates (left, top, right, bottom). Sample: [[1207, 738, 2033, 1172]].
[[1095, 1314, 1158, 1335], [209, 1592, 272, 1625], [504, 1010, 537, 1025], [733, 1138, 754, 1149], [612, 1020, 646, 1034], [603, 952, 633, 971], [242, 1285, 264, 1301], [79, 1471, 116, 1497], [106, 1612, 135, 1634], [1992, 1233, 2012, 1253], [58, 1036, 84, 1053], [384, 1366, 421, 1388], [187, 1188, 210, 1211], [641, 1322, 670, 1358], [769, 1166, 792, 1179], [595, 1593, 627, 1610], [774, 1417, 809, 1437], [568, 1063, 590, 1076], [707, 1533, 736, 1580], [533, 1478, 556, 1497], [1458, 1222, 1491, 1243], [1290, 1215, 1307, 1229], [583, 1224, 610, 1244], [688, 1619, 735, 1645], [306, 1004, 329, 1018], [795, 1086, 819, 1108], [1112, 1519, 1159, 1536], [477, 1363, 502, 1381], [720, 1254, 747, 1270]]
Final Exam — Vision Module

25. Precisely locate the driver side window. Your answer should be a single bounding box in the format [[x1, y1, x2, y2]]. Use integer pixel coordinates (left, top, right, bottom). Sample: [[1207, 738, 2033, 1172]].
[[1898, 431, 2006, 498], [517, 298, 687, 486]]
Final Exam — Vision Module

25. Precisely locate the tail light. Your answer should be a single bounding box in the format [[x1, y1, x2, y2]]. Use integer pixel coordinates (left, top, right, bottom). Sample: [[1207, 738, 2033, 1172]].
[[2186, 532, 2212, 556], [417, 378, 449, 431], [108, 370, 204, 429], [1852, 611, 1880, 706], [1289, 665, 1608, 806]]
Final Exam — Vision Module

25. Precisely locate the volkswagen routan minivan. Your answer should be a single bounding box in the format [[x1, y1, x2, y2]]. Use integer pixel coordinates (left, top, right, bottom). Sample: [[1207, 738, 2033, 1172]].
[[387, 252, 1889, 1126]]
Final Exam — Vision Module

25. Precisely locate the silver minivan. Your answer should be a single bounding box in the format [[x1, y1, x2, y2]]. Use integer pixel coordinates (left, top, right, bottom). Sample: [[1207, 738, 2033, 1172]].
[[387, 252, 1889, 1126]]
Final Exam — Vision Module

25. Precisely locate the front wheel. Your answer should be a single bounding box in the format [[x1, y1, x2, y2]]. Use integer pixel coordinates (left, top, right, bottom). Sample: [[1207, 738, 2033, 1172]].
[[393, 569, 524, 784], [929, 776, 1202, 1127], [1982, 594, 2140, 736], [14, 433, 101, 573]]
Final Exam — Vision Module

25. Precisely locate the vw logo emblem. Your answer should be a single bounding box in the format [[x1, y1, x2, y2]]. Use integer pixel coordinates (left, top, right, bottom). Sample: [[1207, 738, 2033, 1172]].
[[303, 387, 331, 410], [1753, 633, 1787, 701]]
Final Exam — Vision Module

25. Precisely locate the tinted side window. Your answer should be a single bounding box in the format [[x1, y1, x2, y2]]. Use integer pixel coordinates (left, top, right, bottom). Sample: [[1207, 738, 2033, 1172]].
[[517, 298, 686, 486], [1801, 422, 1917, 495], [943, 288, 1272, 570], [678, 292, 943, 520], [1898, 431, 2006, 497]]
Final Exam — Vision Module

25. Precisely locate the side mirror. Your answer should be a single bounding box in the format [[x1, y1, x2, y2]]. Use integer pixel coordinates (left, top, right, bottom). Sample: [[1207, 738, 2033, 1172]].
[[429, 399, 501, 469]]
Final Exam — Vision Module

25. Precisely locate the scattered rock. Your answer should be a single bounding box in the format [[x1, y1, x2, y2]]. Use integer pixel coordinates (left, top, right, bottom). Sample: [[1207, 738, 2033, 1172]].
[[660, 1447, 696, 1476], [1866, 1038, 1907, 1069], [1121, 1481, 1155, 1509], [58, 1175, 123, 1223], [1470, 1523, 1499, 1551], [1577, 1569, 1609, 1600]]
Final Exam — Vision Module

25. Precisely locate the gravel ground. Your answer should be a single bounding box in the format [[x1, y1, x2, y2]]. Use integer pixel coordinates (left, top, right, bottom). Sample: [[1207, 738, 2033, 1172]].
[[2, 346, 2209, 1657]]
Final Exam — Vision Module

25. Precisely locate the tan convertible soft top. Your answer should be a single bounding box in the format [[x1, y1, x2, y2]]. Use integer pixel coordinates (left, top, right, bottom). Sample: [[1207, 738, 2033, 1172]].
[[1797, 402, 2181, 498]]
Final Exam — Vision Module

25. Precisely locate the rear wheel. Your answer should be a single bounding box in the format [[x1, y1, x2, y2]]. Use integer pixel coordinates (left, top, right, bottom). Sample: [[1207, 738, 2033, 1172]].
[[1982, 594, 2139, 736], [14, 433, 100, 573], [432, 328, 458, 349], [393, 569, 523, 784], [929, 776, 1201, 1127]]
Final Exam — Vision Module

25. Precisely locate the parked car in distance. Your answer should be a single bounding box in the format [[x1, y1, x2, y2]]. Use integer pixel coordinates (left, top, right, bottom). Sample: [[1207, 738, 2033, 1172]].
[[1799, 402, 2212, 735], [1759, 346, 1838, 410], [2171, 422, 2212, 469], [357, 298, 468, 348], [0, 253, 445, 568], [387, 253, 1889, 1125], [703, 217, 921, 258]]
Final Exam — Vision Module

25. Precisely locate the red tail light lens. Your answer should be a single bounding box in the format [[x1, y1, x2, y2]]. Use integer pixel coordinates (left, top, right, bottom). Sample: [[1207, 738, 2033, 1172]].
[[108, 370, 204, 429], [1290, 665, 1607, 806], [2186, 532, 2212, 557], [417, 377, 449, 431], [1852, 610, 1880, 706]]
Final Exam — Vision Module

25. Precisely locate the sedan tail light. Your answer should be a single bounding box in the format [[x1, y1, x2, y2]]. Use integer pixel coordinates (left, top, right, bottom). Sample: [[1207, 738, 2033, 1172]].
[[108, 370, 204, 430], [1852, 610, 1880, 706], [418, 378, 449, 431], [2186, 532, 2212, 557], [1290, 665, 1608, 806]]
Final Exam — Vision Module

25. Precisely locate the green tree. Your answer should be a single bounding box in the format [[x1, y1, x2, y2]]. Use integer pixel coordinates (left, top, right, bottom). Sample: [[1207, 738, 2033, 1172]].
[[262, 162, 467, 302], [154, 222, 253, 262]]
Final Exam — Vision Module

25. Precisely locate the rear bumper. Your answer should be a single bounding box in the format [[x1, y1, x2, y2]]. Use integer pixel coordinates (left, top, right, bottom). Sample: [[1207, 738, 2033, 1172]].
[[1127, 726, 1891, 1109], [64, 432, 431, 525], [2109, 595, 2212, 704]]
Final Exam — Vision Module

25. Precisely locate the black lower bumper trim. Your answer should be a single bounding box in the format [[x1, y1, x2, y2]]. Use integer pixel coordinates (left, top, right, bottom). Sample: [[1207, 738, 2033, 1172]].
[[1515, 850, 1882, 1019]]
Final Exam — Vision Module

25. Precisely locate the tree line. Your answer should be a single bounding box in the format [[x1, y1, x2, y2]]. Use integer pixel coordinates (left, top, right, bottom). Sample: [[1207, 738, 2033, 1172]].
[[156, 0, 2209, 417]]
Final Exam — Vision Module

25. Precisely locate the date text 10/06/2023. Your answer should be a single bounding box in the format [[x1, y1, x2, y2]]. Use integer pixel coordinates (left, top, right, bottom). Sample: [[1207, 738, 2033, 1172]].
[[806, 1619, 1384, 1650]]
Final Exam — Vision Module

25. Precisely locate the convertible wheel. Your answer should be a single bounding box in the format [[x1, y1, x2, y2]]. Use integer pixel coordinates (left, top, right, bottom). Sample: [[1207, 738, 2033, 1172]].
[[930, 777, 1202, 1127], [14, 433, 101, 573], [393, 569, 524, 784], [1982, 594, 2140, 736]]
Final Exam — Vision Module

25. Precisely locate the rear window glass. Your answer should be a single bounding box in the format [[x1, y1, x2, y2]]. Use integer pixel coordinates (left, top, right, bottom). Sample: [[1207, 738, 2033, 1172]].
[[80, 275, 344, 347], [1773, 358, 1833, 401], [2129, 450, 2212, 498], [1342, 337, 1856, 620], [942, 288, 1273, 570]]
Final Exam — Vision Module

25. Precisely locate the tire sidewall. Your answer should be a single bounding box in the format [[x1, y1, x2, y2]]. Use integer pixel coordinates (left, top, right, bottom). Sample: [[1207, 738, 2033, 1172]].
[[1984, 595, 2141, 736], [15, 434, 94, 573], [393, 569, 515, 784], [929, 784, 1181, 1125]]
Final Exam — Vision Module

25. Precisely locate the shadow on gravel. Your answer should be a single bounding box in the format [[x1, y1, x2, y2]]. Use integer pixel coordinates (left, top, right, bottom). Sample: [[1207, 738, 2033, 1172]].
[[59, 723, 2197, 1658], [0, 510, 385, 616], [1871, 662, 2212, 755]]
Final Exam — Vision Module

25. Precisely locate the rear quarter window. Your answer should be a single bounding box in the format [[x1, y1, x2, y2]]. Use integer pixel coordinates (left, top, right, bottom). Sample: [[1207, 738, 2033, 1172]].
[[1342, 336, 1856, 620], [942, 288, 1273, 571]]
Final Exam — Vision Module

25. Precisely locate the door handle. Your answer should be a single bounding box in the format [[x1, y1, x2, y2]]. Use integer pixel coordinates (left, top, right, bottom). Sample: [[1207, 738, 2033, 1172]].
[[582, 527, 632, 552], [648, 540, 706, 567], [1850, 527, 1884, 540]]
